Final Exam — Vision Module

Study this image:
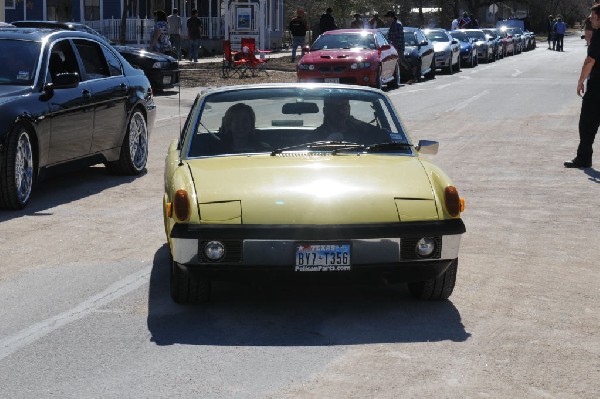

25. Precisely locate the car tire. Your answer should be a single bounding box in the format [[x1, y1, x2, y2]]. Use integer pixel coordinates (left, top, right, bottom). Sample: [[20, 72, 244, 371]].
[[0, 124, 34, 210], [455, 56, 461, 72], [105, 109, 148, 175], [170, 255, 211, 304], [374, 65, 383, 90], [445, 55, 453, 74], [408, 258, 458, 300], [388, 62, 400, 89], [424, 57, 436, 80]]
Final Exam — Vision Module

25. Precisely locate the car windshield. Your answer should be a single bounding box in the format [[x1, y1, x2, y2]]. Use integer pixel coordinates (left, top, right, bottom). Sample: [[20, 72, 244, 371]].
[[465, 30, 486, 40], [312, 33, 375, 50], [0, 39, 40, 86], [424, 31, 449, 42], [403, 30, 419, 46], [185, 87, 411, 157], [450, 31, 469, 42]]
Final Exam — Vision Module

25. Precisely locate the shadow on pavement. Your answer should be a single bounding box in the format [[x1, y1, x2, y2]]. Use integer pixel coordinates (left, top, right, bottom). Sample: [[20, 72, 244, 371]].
[[584, 167, 600, 183], [0, 164, 139, 222], [147, 245, 471, 347]]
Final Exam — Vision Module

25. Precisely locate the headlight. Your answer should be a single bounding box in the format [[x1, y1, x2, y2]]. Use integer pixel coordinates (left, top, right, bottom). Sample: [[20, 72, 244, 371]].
[[350, 62, 372, 69], [204, 241, 226, 261], [152, 61, 169, 69], [298, 64, 315, 70], [415, 237, 436, 258]]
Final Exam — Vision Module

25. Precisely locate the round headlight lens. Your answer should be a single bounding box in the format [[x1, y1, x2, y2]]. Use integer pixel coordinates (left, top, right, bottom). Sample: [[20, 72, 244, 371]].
[[416, 237, 436, 258], [308, 64, 315, 71], [204, 241, 225, 260], [351, 63, 358, 69]]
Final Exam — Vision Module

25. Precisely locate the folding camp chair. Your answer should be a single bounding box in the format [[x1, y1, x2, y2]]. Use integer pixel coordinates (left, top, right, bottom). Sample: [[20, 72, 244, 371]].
[[240, 37, 270, 77], [222, 40, 248, 78]]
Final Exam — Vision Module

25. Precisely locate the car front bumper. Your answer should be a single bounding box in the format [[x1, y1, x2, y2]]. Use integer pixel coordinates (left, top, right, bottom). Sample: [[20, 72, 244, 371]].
[[297, 68, 378, 86], [145, 68, 180, 90], [169, 220, 465, 281]]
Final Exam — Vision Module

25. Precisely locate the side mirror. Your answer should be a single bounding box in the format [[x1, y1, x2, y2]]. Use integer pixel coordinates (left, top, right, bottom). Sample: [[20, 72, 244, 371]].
[[380, 44, 391, 51], [302, 45, 311, 54], [415, 140, 439, 155], [420, 40, 429, 46], [451, 39, 458, 44]]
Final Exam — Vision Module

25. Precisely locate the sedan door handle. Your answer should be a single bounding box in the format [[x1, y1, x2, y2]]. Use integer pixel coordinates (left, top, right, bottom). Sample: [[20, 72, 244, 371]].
[[82, 89, 92, 99]]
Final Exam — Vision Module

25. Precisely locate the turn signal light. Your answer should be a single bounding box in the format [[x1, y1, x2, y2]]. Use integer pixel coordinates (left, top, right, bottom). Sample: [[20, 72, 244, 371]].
[[173, 189, 190, 221], [444, 186, 463, 217]]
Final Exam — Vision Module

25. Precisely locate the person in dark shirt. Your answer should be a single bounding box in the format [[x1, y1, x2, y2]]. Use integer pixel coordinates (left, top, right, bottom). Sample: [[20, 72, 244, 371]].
[[565, 4, 600, 168], [289, 9, 308, 62], [186, 9, 202, 62], [312, 98, 389, 145], [384, 10, 415, 84], [319, 8, 337, 34]]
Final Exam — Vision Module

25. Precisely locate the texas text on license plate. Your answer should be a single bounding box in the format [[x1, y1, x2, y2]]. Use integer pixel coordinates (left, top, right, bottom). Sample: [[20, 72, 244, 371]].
[[295, 243, 351, 272], [324, 78, 339, 83]]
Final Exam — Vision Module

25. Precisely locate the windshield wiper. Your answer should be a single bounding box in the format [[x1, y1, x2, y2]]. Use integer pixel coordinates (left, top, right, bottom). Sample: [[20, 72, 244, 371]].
[[270, 141, 361, 156]]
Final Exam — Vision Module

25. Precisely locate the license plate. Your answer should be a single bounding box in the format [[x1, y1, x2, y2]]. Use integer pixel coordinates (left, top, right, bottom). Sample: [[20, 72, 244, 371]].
[[324, 78, 339, 83], [295, 243, 351, 272], [162, 76, 172, 85]]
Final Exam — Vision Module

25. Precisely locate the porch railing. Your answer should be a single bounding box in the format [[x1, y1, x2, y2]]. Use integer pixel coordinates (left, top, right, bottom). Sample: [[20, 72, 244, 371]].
[[87, 17, 225, 45]]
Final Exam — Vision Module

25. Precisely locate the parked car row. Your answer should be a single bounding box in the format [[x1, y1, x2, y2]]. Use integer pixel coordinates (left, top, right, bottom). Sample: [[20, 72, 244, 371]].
[[0, 27, 156, 210], [296, 26, 536, 88]]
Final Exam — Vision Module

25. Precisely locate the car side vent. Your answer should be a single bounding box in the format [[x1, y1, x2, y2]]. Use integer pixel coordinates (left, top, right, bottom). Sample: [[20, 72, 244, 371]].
[[400, 237, 442, 260], [198, 240, 242, 263]]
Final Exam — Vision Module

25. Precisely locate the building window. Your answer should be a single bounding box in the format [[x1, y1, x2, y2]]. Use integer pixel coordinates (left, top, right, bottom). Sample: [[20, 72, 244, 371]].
[[84, 0, 101, 21], [5, 0, 16, 9]]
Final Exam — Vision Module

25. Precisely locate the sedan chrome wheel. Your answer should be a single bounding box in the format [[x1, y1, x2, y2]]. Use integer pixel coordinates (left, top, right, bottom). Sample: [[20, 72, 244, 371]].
[[15, 131, 33, 204], [128, 111, 148, 172]]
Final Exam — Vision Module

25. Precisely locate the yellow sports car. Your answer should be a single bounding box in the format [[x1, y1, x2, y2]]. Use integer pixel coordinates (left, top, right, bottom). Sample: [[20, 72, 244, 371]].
[[163, 84, 465, 303]]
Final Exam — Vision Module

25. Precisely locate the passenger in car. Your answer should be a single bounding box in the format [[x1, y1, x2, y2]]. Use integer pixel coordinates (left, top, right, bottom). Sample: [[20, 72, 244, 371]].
[[219, 103, 270, 152], [312, 97, 390, 145]]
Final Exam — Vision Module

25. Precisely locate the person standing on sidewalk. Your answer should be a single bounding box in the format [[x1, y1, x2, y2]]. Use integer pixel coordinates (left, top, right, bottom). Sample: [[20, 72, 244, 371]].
[[289, 9, 308, 62], [565, 4, 600, 168], [187, 9, 202, 62], [167, 8, 182, 59], [319, 8, 337, 33], [553, 17, 567, 51]]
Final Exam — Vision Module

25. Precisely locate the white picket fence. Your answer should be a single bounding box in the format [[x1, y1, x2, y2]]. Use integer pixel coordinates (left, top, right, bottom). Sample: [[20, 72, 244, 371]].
[[87, 17, 224, 45]]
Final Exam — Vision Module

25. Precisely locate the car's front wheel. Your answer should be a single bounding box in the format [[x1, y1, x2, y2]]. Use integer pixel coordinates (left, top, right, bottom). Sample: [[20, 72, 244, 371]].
[[445, 55, 453, 74], [170, 256, 211, 304], [0, 124, 34, 210], [374, 65, 383, 90], [424, 57, 436, 79], [408, 258, 458, 300], [388, 62, 400, 89], [105, 109, 148, 175]]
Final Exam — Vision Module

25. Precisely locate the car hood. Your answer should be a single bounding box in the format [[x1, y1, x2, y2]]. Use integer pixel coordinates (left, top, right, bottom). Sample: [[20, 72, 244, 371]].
[[302, 49, 378, 63], [188, 155, 438, 224], [0, 86, 31, 104], [113, 45, 174, 61], [432, 42, 450, 52]]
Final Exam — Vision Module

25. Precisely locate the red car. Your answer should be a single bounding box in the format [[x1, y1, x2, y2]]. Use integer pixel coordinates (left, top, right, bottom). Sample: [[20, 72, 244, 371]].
[[296, 29, 400, 90]]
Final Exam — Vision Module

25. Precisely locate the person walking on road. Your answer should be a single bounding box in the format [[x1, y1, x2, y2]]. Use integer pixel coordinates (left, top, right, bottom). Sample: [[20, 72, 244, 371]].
[[547, 15, 554, 49], [553, 17, 567, 51], [319, 8, 337, 33], [289, 9, 308, 62], [186, 9, 202, 62], [167, 8, 182, 59], [565, 4, 600, 168]]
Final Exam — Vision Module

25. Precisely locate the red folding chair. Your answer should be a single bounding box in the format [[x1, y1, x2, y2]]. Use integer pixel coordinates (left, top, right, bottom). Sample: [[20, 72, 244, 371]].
[[240, 37, 270, 76], [222, 40, 248, 78]]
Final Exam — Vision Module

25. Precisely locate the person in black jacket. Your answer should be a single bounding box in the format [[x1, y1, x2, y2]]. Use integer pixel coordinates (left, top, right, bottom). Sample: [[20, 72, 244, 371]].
[[319, 8, 337, 34], [289, 9, 308, 62]]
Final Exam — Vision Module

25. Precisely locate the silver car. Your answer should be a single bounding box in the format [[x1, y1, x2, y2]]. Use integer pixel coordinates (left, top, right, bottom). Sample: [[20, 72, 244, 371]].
[[456, 29, 494, 63], [423, 28, 461, 74]]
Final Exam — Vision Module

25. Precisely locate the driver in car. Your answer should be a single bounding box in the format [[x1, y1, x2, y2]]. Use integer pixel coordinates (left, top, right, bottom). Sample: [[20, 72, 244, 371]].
[[312, 97, 390, 145]]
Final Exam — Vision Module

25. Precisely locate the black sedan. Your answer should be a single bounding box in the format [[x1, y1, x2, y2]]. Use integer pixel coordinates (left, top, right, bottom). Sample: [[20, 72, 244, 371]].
[[11, 21, 179, 91], [0, 27, 156, 209], [378, 27, 435, 82]]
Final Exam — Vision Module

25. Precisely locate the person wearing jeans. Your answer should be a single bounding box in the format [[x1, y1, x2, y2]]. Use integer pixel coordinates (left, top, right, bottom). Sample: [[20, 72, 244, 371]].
[[289, 9, 307, 62], [187, 9, 202, 62]]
